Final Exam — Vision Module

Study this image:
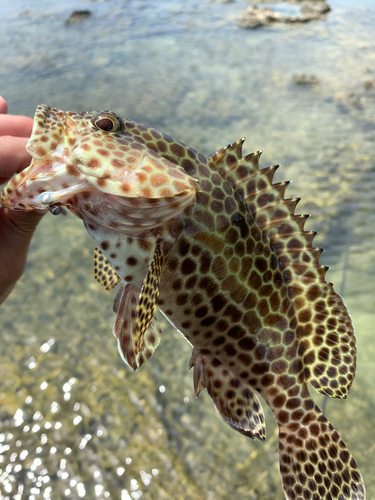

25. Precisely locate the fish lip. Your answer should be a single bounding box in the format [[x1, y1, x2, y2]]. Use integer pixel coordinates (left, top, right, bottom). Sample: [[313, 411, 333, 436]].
[[0, 156, 69, 211]]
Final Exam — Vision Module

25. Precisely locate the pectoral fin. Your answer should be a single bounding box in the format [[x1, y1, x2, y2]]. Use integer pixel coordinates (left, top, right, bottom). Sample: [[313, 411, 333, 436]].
[[189, 349, 266, 441], [112, 237, 172, 370], [94, 247, 121, 291], [112, 283, 162, 370], [134, 237, 171, 350]]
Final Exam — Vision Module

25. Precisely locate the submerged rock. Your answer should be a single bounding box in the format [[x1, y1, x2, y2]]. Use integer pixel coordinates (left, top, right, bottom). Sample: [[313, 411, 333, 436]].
[[293, 74, 320, 86], [364, 79, 375, 90], [238, 6, 276, 28], [65, 10, 92, 25], [238, 2, 330, 28], [301, 2, 330, 16]]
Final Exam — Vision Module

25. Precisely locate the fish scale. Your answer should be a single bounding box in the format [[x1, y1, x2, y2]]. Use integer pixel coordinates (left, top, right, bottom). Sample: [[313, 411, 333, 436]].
[[1, 104, 365, 500]]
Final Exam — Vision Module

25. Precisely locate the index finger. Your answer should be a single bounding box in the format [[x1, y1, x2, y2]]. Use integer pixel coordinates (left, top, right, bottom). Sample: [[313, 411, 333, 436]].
[[0, 97, 8, 114], [0, 136, 31, 184], [0, 115, 33, 138]]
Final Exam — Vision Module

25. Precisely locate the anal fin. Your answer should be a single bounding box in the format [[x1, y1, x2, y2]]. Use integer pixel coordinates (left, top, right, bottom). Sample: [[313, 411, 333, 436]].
[[189, 349, 266, 441], [94, 246, 121, 291]]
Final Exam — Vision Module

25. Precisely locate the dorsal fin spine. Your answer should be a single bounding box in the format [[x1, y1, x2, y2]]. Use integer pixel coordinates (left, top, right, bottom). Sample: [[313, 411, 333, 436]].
[[256, 197, 301, 218], [267, 230, 316, 244], [234, 153, 266, 183], [245, 179, 285, 197], [241, 163, 279, 183], [260, 214, 310, 231]]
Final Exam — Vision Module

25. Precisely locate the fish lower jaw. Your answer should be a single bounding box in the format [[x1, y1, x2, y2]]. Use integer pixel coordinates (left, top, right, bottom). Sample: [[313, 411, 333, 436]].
[[1, 195, 48, 212], [0, 186, 40, 211], [81, 209, 177, 236], [73, 188, 195, 235]]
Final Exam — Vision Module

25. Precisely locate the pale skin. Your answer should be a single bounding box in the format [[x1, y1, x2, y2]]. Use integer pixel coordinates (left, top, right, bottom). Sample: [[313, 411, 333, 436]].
[[0, 97, 45, 304]]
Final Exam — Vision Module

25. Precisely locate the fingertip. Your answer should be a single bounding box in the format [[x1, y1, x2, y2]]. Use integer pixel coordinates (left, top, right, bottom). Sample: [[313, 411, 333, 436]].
[[0, 97, 8, 114]]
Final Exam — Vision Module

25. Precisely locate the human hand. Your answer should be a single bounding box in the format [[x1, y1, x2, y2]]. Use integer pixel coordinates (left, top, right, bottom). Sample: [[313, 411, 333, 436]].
[[0, 97, 45, 304]]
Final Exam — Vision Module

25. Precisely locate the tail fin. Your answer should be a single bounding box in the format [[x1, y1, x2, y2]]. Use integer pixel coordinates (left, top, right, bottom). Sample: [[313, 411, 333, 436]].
[[277, 392, 365, 499]]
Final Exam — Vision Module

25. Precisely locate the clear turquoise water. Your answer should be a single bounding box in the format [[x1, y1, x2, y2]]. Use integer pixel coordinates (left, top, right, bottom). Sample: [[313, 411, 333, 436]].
[[0, 1, 375, 498]]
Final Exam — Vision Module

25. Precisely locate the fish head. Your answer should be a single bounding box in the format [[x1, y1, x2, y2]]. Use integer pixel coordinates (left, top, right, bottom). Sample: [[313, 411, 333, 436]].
[[1, 104, 199, 233]]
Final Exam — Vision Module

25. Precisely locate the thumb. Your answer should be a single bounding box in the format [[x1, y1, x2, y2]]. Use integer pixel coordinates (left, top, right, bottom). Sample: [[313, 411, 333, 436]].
[[0, 208, 46, 303], [3, 208, 46, 241]]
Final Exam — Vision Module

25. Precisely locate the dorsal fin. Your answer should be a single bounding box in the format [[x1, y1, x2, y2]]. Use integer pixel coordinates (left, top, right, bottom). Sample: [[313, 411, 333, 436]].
[[210, 140, 356, 399]]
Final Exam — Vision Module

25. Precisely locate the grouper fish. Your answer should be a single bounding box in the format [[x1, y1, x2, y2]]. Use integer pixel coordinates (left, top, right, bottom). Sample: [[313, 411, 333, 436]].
[[1, 104, 365, 500]]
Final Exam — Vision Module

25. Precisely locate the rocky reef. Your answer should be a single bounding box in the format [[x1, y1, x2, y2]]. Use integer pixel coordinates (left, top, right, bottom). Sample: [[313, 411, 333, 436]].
[[238, 1, 331, 28]]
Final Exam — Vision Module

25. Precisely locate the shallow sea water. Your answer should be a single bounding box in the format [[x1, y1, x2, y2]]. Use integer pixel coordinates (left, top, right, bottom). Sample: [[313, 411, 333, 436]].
[[0, 0, 375, 498]]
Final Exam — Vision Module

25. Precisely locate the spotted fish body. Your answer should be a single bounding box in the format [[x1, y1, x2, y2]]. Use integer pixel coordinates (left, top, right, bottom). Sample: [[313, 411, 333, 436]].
[[1, 105, 365, 500]]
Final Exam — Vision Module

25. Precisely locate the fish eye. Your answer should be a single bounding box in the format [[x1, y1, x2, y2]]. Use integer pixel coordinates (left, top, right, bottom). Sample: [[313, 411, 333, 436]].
[[92, 113, 123, 132]]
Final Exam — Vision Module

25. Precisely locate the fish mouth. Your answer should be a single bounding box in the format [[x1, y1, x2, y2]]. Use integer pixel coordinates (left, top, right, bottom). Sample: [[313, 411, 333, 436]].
[[1, 104, 93, 211], [1, 104, 70, 211], [0, 155, 82, 212], [1, 161, 44, 211]]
